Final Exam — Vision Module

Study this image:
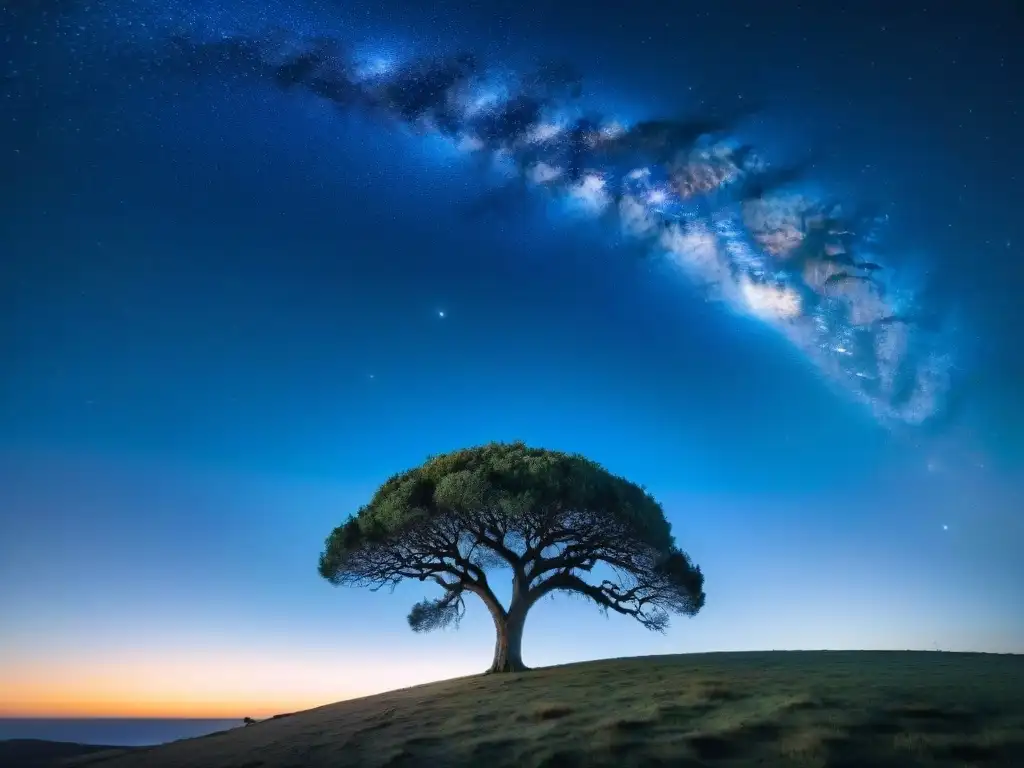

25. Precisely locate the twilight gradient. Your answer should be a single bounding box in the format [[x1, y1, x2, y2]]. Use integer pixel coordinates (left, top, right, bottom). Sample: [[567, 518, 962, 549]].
[[1, 0, 1022, 718]]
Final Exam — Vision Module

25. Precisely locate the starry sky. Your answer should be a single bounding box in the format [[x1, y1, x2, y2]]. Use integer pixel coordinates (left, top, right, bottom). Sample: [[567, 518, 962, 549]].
[[1, 1, 1022, 718]]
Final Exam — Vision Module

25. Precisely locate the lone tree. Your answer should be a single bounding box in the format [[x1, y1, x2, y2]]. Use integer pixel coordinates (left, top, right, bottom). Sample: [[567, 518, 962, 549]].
[[318, 442, 705, 673]]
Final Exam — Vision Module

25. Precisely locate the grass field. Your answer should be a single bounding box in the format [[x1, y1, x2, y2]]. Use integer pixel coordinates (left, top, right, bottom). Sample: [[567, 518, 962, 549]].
[[48, 651, 1024, 767]]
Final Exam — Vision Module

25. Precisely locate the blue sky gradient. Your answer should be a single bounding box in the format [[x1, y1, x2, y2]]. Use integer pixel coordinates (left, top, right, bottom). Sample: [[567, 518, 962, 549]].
[[1, 0, 1021, 717]]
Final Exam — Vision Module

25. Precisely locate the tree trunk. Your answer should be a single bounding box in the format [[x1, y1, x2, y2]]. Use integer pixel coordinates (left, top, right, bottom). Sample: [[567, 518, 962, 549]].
[[488, 603, 528, 673]]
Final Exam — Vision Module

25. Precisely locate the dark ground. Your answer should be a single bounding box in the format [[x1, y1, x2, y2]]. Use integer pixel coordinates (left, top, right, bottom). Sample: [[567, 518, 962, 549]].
[[0, 740, 137, 768], [7, 651, 1024, 767]]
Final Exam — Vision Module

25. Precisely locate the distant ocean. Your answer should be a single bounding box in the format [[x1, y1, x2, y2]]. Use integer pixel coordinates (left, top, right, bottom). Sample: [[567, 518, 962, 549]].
[[0, 719, 243, 746]]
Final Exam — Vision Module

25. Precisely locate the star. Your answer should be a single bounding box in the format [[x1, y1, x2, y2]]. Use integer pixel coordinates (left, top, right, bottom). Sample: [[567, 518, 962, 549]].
[[438, 310, 446, 318]]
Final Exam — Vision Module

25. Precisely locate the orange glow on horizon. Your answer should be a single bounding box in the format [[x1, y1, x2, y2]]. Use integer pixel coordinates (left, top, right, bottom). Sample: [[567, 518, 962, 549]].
[[0, 648, 476, 719], [0, 699, 318, 720], [0, 687, 338, 720]]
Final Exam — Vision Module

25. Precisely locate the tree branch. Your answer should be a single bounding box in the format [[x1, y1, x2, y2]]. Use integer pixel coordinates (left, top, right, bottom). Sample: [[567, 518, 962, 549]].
[[527, 570, 670, 631], [465, 581, 508, 622]]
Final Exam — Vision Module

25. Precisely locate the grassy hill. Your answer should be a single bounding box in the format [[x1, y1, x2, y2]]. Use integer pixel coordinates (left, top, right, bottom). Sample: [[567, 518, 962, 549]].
[[29, 651, 1024, 767]]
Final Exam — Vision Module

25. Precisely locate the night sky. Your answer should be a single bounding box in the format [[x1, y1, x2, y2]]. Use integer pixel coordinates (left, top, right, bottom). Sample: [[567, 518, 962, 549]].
[[1, 1, 1022, 717]]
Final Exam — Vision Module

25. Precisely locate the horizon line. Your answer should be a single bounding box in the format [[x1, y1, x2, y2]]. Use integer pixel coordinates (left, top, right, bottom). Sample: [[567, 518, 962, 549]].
[[4, 648, 1021, 720]]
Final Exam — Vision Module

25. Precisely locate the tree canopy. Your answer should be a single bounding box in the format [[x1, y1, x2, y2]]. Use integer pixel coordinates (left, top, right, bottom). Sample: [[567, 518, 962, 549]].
[[318, 441, 705, 672]]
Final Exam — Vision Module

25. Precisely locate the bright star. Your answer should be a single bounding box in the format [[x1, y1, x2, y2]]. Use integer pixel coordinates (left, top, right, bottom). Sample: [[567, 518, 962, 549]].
[[438, 310, 446, 318], [647, 188, 668, 206]]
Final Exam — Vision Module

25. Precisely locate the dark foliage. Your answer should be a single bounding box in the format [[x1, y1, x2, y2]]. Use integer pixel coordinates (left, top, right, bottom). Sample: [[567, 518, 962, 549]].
[[319, 442, 704, 651]]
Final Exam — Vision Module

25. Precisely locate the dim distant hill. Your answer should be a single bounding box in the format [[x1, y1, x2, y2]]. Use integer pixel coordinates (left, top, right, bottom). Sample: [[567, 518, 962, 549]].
[[0, 739, 137, 768], [8, 651, 1024, 767]]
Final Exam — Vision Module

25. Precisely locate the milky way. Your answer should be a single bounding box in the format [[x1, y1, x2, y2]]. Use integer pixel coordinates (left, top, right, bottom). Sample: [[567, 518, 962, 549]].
[[78, 5, 955, 427]]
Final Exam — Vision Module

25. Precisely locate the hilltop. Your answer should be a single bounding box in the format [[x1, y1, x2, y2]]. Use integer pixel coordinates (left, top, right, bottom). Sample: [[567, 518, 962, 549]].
[[15, 651, 1024, 767]]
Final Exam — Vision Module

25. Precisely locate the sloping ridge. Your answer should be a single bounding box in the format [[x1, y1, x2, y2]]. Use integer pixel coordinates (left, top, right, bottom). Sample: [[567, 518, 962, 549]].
[[13, 651, 1024, 768]]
